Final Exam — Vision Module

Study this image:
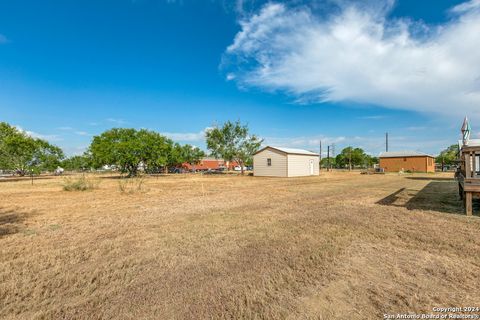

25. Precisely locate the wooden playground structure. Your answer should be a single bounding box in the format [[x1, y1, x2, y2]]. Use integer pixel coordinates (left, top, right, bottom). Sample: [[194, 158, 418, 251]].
[[457, 117, 480, 215]]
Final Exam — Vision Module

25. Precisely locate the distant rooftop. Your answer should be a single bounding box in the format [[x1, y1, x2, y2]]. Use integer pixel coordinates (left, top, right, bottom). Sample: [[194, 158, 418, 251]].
[[255, 146, 319, 156], [379, 151, 434, 158]]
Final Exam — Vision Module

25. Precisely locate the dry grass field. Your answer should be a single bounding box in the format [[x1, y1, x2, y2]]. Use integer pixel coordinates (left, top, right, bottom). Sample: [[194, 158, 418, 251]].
[[1, 172, 479, 319]]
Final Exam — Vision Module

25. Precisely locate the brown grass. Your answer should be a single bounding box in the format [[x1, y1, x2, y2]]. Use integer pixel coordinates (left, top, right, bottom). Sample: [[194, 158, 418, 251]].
[[0, 172, 479, 319]]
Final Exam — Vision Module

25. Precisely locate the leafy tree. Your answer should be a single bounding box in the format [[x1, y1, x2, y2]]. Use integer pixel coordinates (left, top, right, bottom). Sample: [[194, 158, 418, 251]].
[[0, 122, 64, 175], [320, 156, 336, 169], [364, 155, 379, 167], [436, 144, 458, 170], [89, 128, 172, 176], [205, 120, 262, 175], [62, 154, 93, 171], [180, 144, 205, 171], [333, 147, 375, 169]]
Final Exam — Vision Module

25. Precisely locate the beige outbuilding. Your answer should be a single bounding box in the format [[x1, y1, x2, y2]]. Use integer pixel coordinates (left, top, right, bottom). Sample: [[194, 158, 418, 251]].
[[253, 146, 320, 177]]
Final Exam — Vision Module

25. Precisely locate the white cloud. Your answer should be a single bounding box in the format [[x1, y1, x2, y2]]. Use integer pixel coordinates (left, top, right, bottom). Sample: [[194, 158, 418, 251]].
[[162, 127, 212, 142], [224, 1, 480, 119], [15, 125, 63, 142], [358, 115, 387, 120], [57, 126, 73, 131], [451, 0, 480, 13], [0, 34, 8, 44], [74, 131, 91, 136], [106, 118, 126, 125]]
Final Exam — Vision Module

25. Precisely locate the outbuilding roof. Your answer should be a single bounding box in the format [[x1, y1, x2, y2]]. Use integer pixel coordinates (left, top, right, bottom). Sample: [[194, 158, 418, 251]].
[[254, 146, 319, 156], [379, 151, 434, 158], [459, 139, 480, 147]]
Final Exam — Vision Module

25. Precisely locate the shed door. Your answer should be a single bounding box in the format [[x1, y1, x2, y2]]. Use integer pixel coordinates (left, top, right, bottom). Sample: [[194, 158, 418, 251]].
[[309, 159, 314, 175]]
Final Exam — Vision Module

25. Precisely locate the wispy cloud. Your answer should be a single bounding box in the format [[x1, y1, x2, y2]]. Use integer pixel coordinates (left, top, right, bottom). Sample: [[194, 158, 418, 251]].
[[224, 0, 480, 119], [359, 115, 387, 120], [106, 118, 127, 125], [57, 126, 73, 131], [0, 34, 8, 44], [405, 126, 427, 131], [162, 127, 212, 142], [15, 125, 63, 142], [74, 131, 91, 136], [262, 133, 448, 156]]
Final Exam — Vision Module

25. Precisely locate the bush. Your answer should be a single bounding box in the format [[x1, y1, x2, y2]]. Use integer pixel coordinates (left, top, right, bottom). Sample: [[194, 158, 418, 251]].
[[118, 175, 148, 194], [62, 175, 100, 191]]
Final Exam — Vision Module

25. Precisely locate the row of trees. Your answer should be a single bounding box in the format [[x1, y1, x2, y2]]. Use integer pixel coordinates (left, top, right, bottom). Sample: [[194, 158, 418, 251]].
[[0, 120, 262, 177], [82, 120, 262, 176], [320, 146, 378, 169], [5, 120, 455, 176], [88, 128, 206, 176]]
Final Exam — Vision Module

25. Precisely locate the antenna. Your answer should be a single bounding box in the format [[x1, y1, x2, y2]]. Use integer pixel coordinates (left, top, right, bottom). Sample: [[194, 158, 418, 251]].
[[327, 145, 330, 172]]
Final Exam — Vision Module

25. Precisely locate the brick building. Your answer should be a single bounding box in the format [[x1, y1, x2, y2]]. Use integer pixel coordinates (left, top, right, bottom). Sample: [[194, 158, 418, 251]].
[[379, 151, 435, 173]]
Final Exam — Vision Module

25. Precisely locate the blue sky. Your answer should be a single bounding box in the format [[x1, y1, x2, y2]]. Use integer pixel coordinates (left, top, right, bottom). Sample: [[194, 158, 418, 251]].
[[1, 0, 479, 156]]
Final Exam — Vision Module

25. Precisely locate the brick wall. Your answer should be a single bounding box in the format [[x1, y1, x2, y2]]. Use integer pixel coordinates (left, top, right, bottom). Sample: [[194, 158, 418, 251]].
[[379, 156, 435, 172]]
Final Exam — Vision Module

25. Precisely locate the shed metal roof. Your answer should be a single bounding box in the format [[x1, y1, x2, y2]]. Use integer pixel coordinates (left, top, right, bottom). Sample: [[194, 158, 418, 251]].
[[460, 139, 480, 147], [255, 146, 319, 156], [379, 151, 434, 158]]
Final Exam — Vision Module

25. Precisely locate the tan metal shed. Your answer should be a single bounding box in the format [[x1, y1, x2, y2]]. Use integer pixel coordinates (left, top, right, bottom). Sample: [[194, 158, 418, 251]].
[[253, 146, 319, 177]]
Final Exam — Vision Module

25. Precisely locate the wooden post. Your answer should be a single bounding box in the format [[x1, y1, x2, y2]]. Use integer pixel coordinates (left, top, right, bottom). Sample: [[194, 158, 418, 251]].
[[466, 152, 471, 178], [465, 192, 473, 216], [472, 152, 476, 178]]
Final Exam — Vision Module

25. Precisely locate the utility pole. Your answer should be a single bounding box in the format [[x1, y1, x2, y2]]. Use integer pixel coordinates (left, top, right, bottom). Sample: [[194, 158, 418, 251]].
[[385, 132, 388, 152], [327, 145, 330, 172], [319, 140, 322, 171], [349, 147, 352, 171]]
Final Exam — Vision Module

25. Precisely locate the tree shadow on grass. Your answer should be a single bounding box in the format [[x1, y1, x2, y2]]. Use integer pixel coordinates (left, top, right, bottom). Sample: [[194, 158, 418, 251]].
[[0, 208, 29, 237], [376, 180, 475, 216], [0, 176, 54, 183]]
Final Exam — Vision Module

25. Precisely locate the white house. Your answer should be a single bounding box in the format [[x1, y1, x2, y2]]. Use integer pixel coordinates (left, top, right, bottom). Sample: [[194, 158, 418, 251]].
[[253, 146, 320, 177]]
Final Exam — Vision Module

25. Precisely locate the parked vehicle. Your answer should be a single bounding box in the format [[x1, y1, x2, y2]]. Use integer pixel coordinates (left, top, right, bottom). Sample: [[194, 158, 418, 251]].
[[169, 167, 187, 174], [54, 167, 64, 176]]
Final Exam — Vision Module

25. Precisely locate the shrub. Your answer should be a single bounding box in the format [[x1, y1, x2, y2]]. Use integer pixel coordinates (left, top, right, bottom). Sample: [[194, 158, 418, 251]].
[[62, 175, 100, 191], [118, 175, 148, 194]]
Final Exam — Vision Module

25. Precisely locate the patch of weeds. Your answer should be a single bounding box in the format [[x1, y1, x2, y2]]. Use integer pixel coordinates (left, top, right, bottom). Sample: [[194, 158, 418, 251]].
[[23, 229, 37, 236], [118, 175, 148, 194], [62, 175, 100, 191]]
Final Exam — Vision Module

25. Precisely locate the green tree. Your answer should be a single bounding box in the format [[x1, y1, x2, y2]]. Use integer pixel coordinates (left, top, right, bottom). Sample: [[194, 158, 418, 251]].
[[180, 144, 205, 171], [0, 122, 64, 175], [320, 156, 336, 169], [364, 155, 379, 168], [436, 144, 458, 170], [205, 120, 262, 175], [62, 154, 93, 171], [335, 147, 372, 169], [89, 128, 172, 176]]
